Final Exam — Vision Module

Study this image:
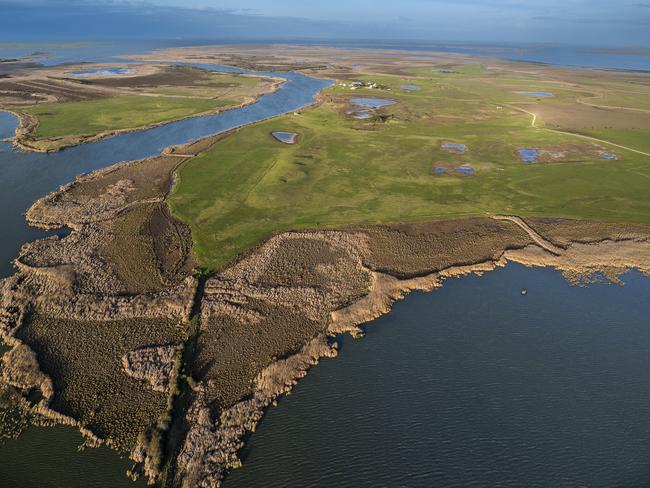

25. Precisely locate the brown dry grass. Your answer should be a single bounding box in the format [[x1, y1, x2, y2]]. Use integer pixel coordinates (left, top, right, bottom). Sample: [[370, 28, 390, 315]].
[[528, 103, 650, 130], [16, 313, 186, 451], [362, 218, 533, 277]]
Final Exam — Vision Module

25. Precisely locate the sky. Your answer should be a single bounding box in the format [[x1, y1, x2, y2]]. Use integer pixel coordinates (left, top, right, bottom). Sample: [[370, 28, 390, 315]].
[[1, 0, 649, 47]]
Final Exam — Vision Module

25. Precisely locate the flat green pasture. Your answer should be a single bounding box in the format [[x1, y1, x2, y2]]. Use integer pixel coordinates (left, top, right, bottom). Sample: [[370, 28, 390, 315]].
[[24, 95, 232, 139], [169, 70, 650, 270]]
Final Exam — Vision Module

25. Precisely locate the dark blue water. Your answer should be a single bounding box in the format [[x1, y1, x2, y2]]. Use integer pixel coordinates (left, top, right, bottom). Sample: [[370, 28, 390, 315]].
[[224, 264, 650, 488], [455, 164, 475, 175], [0, 61, 328, 486], [0, 66, 330, 278]]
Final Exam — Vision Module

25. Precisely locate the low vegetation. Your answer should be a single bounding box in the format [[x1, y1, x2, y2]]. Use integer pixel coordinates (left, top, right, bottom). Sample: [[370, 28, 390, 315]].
[[170, 61, 650, 271], [16, 314, 186, 451], [2, 65, 279, 151], [24, 95, 230, 140]]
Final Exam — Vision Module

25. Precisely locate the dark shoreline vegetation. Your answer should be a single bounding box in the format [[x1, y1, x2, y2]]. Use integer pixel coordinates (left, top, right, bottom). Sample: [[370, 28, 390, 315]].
[[1, 44, 650, 487]]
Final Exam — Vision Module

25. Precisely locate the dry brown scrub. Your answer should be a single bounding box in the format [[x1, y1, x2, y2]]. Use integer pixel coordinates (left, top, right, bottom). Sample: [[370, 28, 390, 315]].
[[16, 314, 185, 450], [524, 102, 650, 130], [173, 216, 650, 487], [0, 147, 200, 481]]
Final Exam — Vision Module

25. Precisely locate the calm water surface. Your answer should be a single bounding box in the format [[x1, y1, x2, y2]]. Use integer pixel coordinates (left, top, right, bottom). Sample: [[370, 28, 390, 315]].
[[225, 265, 650, 488]]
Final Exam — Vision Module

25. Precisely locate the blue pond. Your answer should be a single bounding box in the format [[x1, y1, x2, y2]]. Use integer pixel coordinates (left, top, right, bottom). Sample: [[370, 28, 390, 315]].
[[434, 166, 446, 174], [272, 131, 298, 144], [350, 98, 396, 109], [600, 153, 617, 160], [517, 148, 540, 163], [456, 165, 475, 175], [400, 84, 421, 91], [67, 67, 131, 76], [441, 142, 467, 153], [516, 91, 554, 97]]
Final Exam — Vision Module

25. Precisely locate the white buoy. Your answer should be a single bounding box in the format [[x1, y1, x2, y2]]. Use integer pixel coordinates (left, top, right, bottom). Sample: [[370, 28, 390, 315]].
[[521, 289, 528, 296]]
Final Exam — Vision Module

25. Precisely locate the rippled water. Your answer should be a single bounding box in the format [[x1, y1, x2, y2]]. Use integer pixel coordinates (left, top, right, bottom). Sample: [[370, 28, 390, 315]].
[[224, 264, 650, 488]]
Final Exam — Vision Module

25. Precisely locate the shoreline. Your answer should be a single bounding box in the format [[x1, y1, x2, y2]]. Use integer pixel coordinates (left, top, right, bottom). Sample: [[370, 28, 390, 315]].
[[1, 48, 650, 487], [7, 73, 287, 153], [175, 222, 650, 487], [4, 129, 650, 484], [4, 99, 650, 483]]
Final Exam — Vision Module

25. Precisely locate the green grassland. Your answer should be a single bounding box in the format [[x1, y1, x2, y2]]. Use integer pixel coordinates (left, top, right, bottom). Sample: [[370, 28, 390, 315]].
[[167, 64, 650, 271], [20, 71, 274, 146], [24, 95, 232, 140]]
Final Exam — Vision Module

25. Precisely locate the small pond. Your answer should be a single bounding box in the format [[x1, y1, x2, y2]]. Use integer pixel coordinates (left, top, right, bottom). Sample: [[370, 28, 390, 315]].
[[600, 153, 618, 160], [350, 98, 396, 109], [400, 84, 421, 91], [67, 67, 131, 76], [515, 91, 554, 97], [455, 164, 475, 175], [271, 132, 298, 144], [517, 148, 540, 163], [433, 166, 446, 174], [441, 142, 467, 153]]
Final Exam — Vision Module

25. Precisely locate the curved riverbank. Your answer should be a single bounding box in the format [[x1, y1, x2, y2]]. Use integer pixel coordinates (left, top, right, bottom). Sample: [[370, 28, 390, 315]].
[[9, 74, 287, 153], [5, 123, 650, 485]]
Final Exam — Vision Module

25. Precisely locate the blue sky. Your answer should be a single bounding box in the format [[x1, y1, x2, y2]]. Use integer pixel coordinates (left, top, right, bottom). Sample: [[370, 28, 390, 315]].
[[1, 0, 649, 46]]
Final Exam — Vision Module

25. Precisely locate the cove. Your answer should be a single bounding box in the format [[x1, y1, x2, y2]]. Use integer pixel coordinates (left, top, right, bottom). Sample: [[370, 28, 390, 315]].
[[224, 264, 650, 488]]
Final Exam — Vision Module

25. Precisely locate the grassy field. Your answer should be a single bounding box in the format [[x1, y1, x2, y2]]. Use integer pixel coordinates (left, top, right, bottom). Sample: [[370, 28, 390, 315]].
[[24, 95, 232, 139], [15, 68, 277, 150], [168, 63, 650, 271]]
